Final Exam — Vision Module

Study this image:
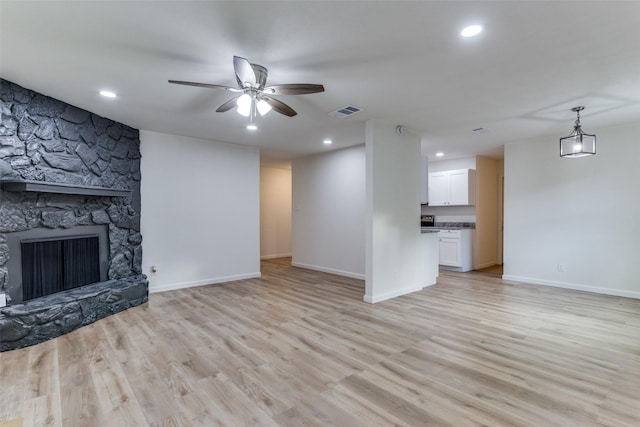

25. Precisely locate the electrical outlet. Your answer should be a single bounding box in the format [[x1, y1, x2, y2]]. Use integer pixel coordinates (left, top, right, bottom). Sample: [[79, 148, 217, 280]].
[[557, 264, 564, 272]]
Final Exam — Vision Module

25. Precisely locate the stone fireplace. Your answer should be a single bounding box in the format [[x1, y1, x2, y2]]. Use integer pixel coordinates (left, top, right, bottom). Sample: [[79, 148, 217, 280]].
[[0, 79, 148, 352]]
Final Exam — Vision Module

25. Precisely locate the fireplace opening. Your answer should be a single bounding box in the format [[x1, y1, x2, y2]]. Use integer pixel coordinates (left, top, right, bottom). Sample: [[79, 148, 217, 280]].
[[21, 235, 101, 301], [5, 225, 109, 304]]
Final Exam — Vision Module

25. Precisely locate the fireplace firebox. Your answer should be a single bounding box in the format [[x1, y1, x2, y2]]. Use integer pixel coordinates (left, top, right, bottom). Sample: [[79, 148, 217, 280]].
[[21, 235, 100, 301], [4, 225, 109, 304]]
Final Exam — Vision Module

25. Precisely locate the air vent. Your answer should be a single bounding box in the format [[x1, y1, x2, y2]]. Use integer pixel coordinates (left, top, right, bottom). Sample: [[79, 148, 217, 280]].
[[329, 105, 364, 118], [472, 127, 489, 133]]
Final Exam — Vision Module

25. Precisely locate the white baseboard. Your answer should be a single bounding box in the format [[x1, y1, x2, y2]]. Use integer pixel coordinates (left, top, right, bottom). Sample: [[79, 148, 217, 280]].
[[502, 275, 640, 299], [291, 262, 365, 280], [149, 272, 262, 294], [363, 284, 424, 304], [260, 253, 292, 260]]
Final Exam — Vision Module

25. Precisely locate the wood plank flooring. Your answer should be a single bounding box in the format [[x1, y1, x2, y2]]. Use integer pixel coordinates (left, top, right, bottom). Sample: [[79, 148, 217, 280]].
[[1, 258, 639, 426]]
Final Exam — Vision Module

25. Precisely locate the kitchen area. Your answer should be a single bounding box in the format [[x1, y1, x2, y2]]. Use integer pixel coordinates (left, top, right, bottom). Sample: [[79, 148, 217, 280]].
[[420, 155, 503, 274], [264, 145, 504, 299]]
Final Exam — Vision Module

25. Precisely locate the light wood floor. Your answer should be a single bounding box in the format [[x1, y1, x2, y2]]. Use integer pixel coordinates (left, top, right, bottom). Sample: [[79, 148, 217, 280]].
[[467, 264, 504, 279], [1, 258, 639, 426]]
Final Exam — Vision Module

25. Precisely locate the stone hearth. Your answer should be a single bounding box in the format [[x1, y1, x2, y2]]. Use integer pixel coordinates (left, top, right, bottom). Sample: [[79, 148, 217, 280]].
[[0, 277, 147, 352]]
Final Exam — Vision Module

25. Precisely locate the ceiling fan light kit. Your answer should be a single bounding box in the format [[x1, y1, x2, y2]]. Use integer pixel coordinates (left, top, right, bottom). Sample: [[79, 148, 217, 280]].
[[169, 56, 324, 128], [256, 99, 272, 116], [236, 93, 252, 117], [560, 106, 596, 158]]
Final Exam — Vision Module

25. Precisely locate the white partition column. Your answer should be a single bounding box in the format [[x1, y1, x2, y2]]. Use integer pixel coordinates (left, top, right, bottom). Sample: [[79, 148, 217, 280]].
[[365, 121, 423, 303]]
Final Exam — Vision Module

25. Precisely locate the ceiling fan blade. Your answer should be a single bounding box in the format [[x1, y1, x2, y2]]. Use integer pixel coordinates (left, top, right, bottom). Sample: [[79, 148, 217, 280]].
[[233, 56, 256, 87], [216, 96, 241, 113], [168, 80, 240, 92], [263, 84, 325, 96], [262, 96, 297, 117]]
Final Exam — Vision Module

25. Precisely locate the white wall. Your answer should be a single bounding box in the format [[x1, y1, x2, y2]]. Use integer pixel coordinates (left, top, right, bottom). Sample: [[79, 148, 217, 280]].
[[291, 145, 366, 279], [421, 204, 475, 219], [497, 159, 504, 264], [503, 123, 640, 298], [140, 130, 260, 293], [365, 120, 423, 303], [428, 156, 476, 172], [260, 167, 291, 259]]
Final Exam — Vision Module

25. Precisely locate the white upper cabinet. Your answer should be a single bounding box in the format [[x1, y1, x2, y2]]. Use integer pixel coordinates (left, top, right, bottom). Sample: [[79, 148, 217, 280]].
[[428, 172, 450, 205], [428, 168, 476, 206]]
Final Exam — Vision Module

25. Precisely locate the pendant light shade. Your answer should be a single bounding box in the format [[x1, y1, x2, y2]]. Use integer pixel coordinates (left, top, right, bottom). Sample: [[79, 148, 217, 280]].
[[560, 106, 596, 158]]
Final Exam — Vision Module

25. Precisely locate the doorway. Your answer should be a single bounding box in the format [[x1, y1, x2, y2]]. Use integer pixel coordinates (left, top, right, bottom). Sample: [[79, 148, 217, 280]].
[[259, 165, 293, 261]]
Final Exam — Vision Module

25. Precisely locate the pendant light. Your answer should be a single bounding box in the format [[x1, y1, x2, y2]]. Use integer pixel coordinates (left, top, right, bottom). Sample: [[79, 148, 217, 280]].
[[560, 106, 596, 158]]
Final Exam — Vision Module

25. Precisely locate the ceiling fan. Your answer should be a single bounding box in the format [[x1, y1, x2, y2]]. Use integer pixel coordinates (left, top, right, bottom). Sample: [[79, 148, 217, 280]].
[[169, 56, 324, 121]]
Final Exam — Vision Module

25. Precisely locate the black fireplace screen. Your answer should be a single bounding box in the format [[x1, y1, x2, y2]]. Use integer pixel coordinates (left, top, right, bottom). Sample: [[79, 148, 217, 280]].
[[21, 235, 100, 301]]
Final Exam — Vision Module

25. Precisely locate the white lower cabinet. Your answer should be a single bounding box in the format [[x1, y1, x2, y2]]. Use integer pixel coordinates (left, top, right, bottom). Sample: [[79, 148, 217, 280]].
[[438, 229, 473, 272], [439, 237, 461, 266]]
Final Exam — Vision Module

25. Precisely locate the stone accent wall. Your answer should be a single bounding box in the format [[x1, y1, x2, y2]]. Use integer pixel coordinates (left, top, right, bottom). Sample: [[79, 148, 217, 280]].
[[0, 79, 147, 351], [0, 80, 141, 189]]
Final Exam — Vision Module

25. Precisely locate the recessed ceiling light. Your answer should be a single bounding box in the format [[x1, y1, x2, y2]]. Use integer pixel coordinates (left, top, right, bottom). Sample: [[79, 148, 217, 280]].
[[246, 124, 258, 130], [99, 90, 117, 98], [461, 25, 482, 38], [436, 152, 444, 157], [323, 139, 332, 145]]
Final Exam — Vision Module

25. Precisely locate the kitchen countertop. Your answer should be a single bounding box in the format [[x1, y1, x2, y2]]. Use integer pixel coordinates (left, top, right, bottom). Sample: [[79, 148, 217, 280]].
[[421, 228, 440, 233], [421, 222, 476, 232], [422, 227, 469, 231]]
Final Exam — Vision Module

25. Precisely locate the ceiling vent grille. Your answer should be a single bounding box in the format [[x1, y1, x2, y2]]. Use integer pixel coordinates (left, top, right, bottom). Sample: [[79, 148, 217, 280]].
[[329, 105, 364, 118]]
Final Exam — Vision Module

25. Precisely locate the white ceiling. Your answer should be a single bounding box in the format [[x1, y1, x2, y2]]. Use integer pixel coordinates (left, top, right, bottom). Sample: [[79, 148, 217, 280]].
[[2, 1, 640, 165]]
